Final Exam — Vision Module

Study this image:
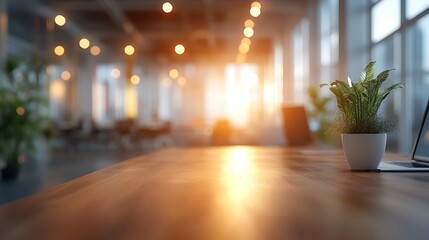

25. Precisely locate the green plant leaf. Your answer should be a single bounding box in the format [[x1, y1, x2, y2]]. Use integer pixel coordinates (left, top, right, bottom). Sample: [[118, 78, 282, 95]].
[[359, 61, 376, 82]]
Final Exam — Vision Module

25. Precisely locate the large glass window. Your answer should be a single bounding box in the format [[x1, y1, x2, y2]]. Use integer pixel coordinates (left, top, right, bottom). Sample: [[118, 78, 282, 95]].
[[372, 34, 402, 151], [406, 14, 429, 150], [319, 0, 339, 83], [406, 0, 429, 19], [371, 0, 400, 42]]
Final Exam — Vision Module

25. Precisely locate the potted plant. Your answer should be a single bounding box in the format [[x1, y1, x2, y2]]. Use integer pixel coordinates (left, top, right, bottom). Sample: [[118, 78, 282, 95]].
[[321, 61, 403, 170], [0, 59, 48, 180]]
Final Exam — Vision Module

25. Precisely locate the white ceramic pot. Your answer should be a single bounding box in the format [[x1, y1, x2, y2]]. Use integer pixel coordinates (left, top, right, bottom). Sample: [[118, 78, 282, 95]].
[[341, 133, 387, 170]]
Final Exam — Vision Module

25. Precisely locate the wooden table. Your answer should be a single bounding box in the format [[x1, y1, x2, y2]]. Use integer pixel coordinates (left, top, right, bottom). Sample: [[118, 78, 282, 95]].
[[1, 146, 429, 240]]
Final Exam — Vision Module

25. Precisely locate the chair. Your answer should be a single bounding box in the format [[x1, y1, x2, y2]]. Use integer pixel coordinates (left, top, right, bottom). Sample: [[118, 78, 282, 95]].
[[282, 106, 312, 146]]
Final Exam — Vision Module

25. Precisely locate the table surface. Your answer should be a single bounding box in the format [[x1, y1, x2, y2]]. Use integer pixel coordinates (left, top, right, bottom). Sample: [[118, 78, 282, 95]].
[[1, 146, 429, 240]]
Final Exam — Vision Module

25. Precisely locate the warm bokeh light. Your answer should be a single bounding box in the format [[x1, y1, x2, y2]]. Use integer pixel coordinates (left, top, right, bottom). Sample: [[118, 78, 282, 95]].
[[244, 19, 254, 28], [16, 106, 25, 116], [54, 15, 66, 26], [90, 45, 101, 56], [130, 75, 140, 85], [251, 1, 262, 9], [169, 69, 179, 79], [61, 71, 71, 81], [79, 38, 90, 49], [125, 84, 138, 118], [124, 44, 135, 56], [241, 38, 251, 46], [175, 44, 185, 55], [250, 7, 261, 17], [178, 76, 187, 86], [162, 2, 173, 13], [111, 68, 120, 78], [243, 27, 254, 38], [50, 81, 65, 100], [54, 45, 65, 56], [239, 44, 250, 54]]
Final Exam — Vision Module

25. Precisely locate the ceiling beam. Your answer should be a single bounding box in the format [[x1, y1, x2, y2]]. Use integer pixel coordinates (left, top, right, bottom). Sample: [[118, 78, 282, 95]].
[[94, 0, 144, 47]]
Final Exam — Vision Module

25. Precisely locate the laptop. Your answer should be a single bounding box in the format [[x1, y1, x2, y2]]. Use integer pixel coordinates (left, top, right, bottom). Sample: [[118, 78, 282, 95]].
[[378, 100, 429, 172]]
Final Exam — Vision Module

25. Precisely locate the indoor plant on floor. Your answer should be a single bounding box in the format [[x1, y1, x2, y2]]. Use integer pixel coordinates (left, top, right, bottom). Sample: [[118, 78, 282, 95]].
[[0, 59, 48, 180], [321, 61, 403, 170]]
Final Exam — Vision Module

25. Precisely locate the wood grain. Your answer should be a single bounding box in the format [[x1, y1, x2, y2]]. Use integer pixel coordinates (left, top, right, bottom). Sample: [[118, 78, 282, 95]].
[[1, 146, 429, 240]]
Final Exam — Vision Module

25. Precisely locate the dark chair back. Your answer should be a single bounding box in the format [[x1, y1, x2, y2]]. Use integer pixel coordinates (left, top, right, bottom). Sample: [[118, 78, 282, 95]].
[[282, 106, 312, 146]]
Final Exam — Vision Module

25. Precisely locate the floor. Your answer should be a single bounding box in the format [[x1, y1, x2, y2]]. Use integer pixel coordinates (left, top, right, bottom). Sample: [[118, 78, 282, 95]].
[[0, 148, 149, 205]]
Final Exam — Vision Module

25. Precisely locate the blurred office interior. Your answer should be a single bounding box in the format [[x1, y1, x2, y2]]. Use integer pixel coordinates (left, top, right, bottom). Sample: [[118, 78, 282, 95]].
[[1, 0, 429, 202]]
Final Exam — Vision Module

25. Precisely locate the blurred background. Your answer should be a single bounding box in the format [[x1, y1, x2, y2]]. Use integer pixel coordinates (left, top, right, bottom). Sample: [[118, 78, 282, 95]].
[[0, 0, 428, 203]]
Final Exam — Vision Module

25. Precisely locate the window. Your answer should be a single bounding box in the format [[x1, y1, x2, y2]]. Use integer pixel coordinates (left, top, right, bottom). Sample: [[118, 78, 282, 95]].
[[371, 0, 400, 42], [406, 14, 429, 151], [406, 0, 429, 19]]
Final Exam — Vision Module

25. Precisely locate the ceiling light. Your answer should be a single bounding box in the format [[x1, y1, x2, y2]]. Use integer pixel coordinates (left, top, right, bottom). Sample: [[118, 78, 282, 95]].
[[79, 38, 90, 49], [130, 75, 140, 85], [61, 71, 71, 81], [54, 45, 65, 56], [162, 2, 173, 13], [241, 38, 251, 46], [244, 19, 254, 28], [54, 15, 66, 26], [111, 68, 120, 78], [243, 27, 254, 38], [251, 1, 262, 9], [124, 44, 135, 56], [250, 7, 261, 17], [90, 45, 101, 56], [169, 69, 179, 79], [175, 44, 185, 55]]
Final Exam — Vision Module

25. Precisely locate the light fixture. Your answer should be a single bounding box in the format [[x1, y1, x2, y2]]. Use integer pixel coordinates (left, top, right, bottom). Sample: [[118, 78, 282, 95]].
[[111, 68, 120, 78], [162, 2, 173, 13], [124, 44, 135, 56], [251, 1, 262, 9], [54, 15, 66, 26], [90, 45, 101, 56], [243, 27, 254, 38], [61, 71, 71, 81], [250, 7, 261, 17], [79, 38, 90, 49], [54, 45, 65, 56], [130, 75, 140, 85], [241, 38, 251, 46], [175, 44, 185, 55], [169, 69, 179, 79], [244, 19, 254, 28]]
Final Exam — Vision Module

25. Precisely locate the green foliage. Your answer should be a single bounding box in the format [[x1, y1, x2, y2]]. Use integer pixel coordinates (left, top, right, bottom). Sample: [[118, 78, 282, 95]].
[[320, 61, 403, 134], [0, 58, 48, 166], [306, 86, 334, 144]]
